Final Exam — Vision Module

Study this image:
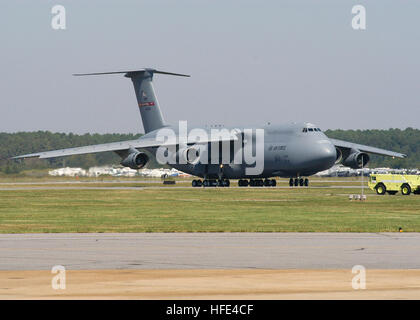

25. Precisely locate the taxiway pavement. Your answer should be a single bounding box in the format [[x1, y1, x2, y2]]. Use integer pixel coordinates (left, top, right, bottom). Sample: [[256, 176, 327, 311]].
[[1, 233, 419, 270]]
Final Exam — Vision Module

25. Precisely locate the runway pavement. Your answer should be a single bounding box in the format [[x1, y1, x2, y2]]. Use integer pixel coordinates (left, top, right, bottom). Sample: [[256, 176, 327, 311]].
[[0, 180, 359, 185], [0, 179, 366, 191], [0, 185, 367, 191], [1, 233, 419, 271]]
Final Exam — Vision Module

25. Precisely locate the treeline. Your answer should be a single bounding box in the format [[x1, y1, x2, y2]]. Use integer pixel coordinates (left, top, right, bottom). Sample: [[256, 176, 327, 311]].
[[0, 132, 141, 174], [0, 128, 418, 174], [325, 128, 419, 169]]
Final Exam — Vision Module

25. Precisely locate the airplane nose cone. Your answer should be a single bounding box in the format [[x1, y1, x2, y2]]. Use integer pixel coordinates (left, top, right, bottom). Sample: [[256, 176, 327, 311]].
[[291, 139, 337, 174], [317, 141, 337, 169]]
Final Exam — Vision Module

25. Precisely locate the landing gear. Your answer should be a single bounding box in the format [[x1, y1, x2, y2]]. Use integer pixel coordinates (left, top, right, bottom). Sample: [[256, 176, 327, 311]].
[[264, 179, 276, 187], [290, 178, 309, 187], [193, 179, 230, 187], [218, 179, 230, 187], [194, 178, 278, 188], [238, 179, 249, 187], [192, 179, 203, 187], [238, 179, 276, 187], [249, 179, 264, 187], [203, 179, 217, 187]]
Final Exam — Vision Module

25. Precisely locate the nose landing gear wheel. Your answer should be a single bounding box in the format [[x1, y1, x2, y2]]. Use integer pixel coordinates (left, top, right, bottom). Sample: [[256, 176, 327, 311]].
[[290, 178, 309, 187]]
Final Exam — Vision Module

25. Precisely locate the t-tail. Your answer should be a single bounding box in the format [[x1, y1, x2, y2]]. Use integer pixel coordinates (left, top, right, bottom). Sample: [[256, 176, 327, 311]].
[[74, 68, 190, 133]]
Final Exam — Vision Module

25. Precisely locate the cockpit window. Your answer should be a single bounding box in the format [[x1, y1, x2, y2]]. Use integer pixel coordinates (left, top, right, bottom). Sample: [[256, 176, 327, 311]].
[[303, 127, 321, 133]]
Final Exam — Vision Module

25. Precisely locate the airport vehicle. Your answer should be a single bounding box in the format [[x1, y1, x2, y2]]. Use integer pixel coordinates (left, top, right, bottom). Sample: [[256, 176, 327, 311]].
[[369, 174, 420, 195], [13, 68, 406, 187]]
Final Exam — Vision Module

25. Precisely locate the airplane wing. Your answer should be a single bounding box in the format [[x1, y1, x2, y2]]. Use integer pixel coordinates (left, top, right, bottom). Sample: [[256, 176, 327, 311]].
[[329, 138, 406, 158], [12, 133, 237, 160]]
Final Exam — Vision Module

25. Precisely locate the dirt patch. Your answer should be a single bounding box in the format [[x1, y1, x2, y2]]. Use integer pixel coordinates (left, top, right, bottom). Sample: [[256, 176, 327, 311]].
[[1, 269, 419, 299]]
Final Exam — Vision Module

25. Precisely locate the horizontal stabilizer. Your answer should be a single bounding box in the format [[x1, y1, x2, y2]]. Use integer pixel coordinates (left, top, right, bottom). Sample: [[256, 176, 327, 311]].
[[73, 68, 190, 78]]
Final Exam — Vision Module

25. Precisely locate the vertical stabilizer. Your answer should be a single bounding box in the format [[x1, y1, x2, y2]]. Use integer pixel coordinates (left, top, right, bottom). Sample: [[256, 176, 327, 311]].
[[126, 70, 165, 133], [74, 68, 190, 133]]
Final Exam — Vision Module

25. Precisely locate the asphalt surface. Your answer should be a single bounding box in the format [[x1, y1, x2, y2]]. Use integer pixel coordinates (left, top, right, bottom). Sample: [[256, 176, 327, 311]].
[[1, 233, 419, 270], [0, 185, 367, 191], [0, 180, 361, 185]]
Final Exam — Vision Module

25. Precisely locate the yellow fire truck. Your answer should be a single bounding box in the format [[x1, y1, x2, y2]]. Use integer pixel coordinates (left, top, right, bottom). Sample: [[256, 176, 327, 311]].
[[368, 174, 420, 195]]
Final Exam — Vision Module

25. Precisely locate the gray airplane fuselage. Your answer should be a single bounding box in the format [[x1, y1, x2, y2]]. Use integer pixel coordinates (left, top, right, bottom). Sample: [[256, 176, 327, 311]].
[[143, 122, 337, 179]]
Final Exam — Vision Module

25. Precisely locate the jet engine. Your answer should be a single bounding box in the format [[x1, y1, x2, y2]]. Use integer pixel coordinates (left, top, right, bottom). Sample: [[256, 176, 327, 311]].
[[335, 147, 343, 164], [120, 151, 149, 169], [179, 145, 203, 165], [342, 150, 370, 169]]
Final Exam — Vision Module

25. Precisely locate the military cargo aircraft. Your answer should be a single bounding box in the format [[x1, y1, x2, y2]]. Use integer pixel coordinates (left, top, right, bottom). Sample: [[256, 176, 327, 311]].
[[13, 69, 406, 187]]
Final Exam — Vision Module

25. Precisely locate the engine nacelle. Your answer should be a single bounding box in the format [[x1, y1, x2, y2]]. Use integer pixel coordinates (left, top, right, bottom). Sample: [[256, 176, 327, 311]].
[[342, 151, 370, 169], [179, 145, 203, 165], [120, 151, 149, 169], [335, 147, 343, 164]]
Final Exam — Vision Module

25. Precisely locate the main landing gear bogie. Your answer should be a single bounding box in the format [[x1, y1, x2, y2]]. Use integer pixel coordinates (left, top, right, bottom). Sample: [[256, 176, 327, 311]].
[[192, 178, 277, 187], [192, 178, 279, 188], [192, 179, 230, 187], [238, 179, 276, 187], [289, 178, 309, 187]]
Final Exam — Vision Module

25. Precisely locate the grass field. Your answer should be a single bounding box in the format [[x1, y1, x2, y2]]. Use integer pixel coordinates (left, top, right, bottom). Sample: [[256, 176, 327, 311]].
[[0, 179, 419, 233]]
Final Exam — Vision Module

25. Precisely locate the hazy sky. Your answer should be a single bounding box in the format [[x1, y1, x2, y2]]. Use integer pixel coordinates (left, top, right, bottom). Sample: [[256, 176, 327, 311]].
[[1, 0, 419, 134]]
